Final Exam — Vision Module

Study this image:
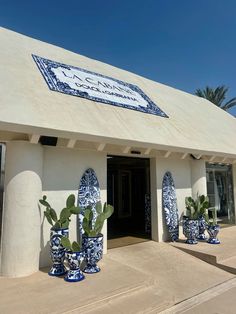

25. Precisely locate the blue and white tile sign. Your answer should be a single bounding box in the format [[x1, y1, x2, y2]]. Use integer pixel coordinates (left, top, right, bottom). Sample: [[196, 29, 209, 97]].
[[32, 55, 168, 117]]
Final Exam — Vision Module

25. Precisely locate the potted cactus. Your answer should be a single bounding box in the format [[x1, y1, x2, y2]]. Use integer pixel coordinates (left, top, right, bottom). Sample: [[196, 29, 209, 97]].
[[39, 194, 81, 276], [82, 202, 114, 273], [61, 237, 85, 282], [183, 194, 209, 244], [194, 194, 209, 240], [205, 207, 220, 244], [183, 196, 200, 244]]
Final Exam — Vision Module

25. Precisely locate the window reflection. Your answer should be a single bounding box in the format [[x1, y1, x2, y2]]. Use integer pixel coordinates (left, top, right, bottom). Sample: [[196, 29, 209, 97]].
[[206, 163, 235, 224]]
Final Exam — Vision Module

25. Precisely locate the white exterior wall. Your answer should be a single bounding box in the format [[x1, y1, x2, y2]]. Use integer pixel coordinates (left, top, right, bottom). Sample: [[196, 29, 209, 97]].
[[191, 159, 207, 198], [232, 164, 236, 222], [1, 141, 43, 277], [39, 151, 209, 266], [151, 157, 192, 242], [0, 142, 211, 276], [40, 146, 107, 268]]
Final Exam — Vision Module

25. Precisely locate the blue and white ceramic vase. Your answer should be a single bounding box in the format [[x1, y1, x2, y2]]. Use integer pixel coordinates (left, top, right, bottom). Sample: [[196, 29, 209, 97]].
[[183, 219, 199, 244], [64, 251, 85, 282], [198, 216, 207, 240], [49, 228, 69, 276], [82, 234, 103, 273], [206, 224, 220, 244]]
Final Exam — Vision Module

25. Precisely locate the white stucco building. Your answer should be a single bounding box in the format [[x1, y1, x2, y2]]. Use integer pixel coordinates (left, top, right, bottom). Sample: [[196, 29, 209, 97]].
[[0, 27, 236, 277]]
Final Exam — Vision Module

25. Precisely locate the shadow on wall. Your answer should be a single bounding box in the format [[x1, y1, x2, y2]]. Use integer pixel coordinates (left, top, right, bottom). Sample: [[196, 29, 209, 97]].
[[39, 239, 50, 268], [157, 159, 192, 242], [161, 210, 185, 242], [161, 207, 171, 242], [38, 204, 50, 268], [42, 147, 106, 192], [38, 147, 107, 267]]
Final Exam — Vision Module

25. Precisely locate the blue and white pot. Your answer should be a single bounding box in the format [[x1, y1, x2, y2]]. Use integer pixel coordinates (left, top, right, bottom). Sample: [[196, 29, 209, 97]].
[[198, 216, 207, 240], [48, 227, 69, 276], [183, 219, 199, 244], [206, 224, 220, 244], [82, 234, 103, 273], [64, 251, 85, 282]]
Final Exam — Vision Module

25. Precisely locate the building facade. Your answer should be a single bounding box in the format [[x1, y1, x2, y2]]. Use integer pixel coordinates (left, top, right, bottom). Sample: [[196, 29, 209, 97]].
[[0, 27, 236, 277]]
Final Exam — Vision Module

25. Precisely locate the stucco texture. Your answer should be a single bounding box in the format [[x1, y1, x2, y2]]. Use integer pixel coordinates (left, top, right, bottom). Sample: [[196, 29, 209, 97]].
[[0, 27, 236, 156], [40, 146, 107, 267]]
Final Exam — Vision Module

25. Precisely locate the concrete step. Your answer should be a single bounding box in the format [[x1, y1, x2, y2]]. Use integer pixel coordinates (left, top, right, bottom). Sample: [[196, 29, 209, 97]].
[[218, 256, 236, 275], [171, 244, 236, 275], [171, 225, 236, 275], [0, 241, 234, 314], [159, 277, 236, 314]]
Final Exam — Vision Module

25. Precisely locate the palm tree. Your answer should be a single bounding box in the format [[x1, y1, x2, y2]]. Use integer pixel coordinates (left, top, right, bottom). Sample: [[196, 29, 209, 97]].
[[195, 85, 236, 111]]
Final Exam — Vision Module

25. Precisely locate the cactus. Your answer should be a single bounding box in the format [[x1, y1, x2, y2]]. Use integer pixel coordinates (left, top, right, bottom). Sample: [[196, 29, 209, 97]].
[[82, 202, 114, 237], [185, 194, 209, 220], [205, 207, 218, 226], [61, 236, 82, 252], [39, 194, 82, 229]]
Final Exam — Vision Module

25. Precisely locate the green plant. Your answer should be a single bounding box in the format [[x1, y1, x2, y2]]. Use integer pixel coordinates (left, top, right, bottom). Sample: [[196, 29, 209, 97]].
[[61, 236, 82, 252], [205, 207, 218, 226], [195, 85, 236, 111], [185, 194, 209, 220], [39, 194, 81, 229], [82, 202, 114, 237]]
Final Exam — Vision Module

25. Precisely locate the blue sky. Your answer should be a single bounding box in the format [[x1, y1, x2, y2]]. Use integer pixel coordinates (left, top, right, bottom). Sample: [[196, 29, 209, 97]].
[[1, 0, 236, 115]]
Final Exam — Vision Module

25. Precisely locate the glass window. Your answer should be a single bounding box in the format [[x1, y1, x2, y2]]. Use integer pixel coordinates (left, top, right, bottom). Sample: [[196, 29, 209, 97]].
[[206, 163, 235, 224]]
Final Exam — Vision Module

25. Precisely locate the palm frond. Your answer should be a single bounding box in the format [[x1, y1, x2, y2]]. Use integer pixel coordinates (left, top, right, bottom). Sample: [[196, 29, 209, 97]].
[[221, 97, 236, 110], [195, 85, 236, 111]]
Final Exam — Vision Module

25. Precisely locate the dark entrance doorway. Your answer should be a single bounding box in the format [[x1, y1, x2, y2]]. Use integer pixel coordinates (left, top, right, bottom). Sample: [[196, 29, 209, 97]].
[[107, 156, 151, 248]]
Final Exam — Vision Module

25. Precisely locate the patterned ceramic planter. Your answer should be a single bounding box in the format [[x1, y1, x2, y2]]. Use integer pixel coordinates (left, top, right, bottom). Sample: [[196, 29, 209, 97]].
[[198, 216, 207, 240], [162, 172, 179, 242], [48, 228, 69, 276], [78, 168, 101, 237], [183, 219, 199, 244], [206, 224, 220, 244], [182, 216, 188, 237], [64, 251, 85, 282], [82, 234, 103, 273]]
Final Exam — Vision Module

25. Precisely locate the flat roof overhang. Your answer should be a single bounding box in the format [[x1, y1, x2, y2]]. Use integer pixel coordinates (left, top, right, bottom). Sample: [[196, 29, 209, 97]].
[[1, 123, 236, 164]]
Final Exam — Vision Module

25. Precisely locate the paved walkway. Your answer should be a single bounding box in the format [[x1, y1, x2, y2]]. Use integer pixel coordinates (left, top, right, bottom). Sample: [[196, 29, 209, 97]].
[[0, 241, 234, 314], [172, 225, 236, 274], [160, 277, 236, 314]]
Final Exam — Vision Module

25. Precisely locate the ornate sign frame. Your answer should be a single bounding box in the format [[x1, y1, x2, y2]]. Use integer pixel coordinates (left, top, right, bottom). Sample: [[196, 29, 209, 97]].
[[32, 55, 168, 118]]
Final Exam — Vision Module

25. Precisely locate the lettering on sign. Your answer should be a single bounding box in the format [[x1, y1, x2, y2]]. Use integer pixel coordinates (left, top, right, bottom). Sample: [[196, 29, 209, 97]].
[[32, 55, 168, 117]]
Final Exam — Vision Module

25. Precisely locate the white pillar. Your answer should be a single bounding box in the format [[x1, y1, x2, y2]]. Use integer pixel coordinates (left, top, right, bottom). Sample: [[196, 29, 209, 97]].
[[0, 141, 43, 277], [190, 159, 207, 198]]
